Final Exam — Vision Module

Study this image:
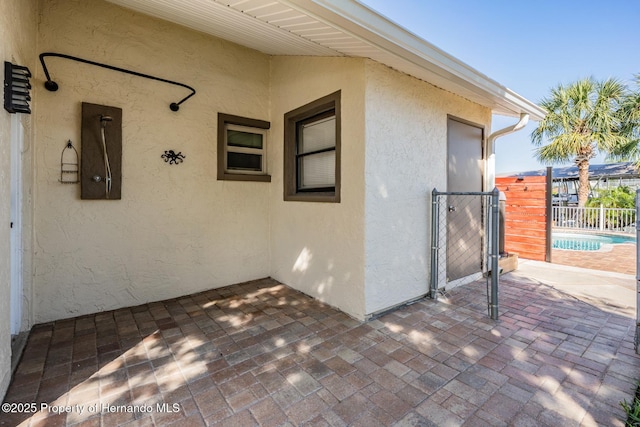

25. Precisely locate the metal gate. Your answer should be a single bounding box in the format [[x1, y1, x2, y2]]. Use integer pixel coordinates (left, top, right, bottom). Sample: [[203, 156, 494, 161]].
[[429, 188, 500, 319]]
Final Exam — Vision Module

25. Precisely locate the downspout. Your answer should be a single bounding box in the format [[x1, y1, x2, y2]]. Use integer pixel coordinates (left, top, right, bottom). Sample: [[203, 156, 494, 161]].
[[489, 112, 530, 142], [485, 112, 529, 321], [484, 113, 529, 190]]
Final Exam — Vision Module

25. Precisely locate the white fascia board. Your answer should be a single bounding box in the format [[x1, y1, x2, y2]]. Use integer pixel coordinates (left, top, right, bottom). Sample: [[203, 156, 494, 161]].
[[282, 0, 546, 121]]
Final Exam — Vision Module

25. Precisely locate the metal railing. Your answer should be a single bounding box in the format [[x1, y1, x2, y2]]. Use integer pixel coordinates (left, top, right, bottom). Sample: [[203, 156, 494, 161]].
[[552, 205, 636, 234]]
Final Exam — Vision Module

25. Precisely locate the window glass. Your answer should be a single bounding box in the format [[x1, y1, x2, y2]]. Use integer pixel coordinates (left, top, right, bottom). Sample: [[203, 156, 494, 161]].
[[299, 116, 335, 154], [227, 152, 263, 171], [283, 91, 340, 202], [217, 113, 270, 182], [227, 128, 263, 149], [299, 151, 335, 189]]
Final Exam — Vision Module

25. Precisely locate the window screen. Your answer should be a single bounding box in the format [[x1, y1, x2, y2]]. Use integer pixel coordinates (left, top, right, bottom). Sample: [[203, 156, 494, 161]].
[[297, 114, 336, 191]]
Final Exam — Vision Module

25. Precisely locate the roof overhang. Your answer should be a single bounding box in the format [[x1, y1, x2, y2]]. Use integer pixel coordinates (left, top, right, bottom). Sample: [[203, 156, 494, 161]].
[[105, 0, 546, 121]]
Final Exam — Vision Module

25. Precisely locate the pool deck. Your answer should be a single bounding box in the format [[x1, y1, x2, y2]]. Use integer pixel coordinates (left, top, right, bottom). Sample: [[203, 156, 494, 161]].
[[552, 243, 636, 276], [516, 259, 636, 314]]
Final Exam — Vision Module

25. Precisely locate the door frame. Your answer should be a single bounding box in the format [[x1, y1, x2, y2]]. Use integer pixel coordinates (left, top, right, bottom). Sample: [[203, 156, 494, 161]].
[[10, 114, 24, 336], [445, 115, 486, 286], [446, 115, 486, 192]]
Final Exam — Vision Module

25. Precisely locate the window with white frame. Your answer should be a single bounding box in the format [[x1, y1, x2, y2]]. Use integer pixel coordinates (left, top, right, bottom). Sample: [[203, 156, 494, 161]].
[[217, 113, 270, 182]]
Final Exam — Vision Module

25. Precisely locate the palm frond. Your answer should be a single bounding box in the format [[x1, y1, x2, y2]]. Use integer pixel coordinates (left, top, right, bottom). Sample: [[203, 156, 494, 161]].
[[531, 76, 639, 166]]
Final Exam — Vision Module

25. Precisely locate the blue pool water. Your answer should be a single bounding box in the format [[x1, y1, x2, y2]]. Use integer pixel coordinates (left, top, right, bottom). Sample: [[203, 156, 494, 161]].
[[552, 233, 636, 251]]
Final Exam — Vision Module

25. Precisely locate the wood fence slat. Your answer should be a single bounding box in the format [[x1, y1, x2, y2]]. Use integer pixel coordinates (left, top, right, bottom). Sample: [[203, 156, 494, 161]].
[[504, 220, 547, 230], [504, 226, 546, 233], [505, 231, 546, 238], [503, 192, 547, 202], [504, 237, 547, 245], [507, 211, 547, 220], [496, 175, 549, 261]]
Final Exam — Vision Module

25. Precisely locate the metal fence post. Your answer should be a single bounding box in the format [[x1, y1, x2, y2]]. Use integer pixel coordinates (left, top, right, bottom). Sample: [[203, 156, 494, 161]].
[[429, 188, 439, 300], [546, 167, 552, 262], [490, 187, 500, 320], [634, 189, 640, 354]]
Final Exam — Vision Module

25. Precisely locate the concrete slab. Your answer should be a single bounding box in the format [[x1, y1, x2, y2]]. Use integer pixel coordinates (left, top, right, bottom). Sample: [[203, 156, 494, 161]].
[[508, 259, 636, 316]]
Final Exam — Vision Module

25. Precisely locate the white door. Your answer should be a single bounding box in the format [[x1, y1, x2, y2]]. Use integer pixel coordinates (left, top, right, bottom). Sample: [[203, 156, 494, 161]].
[[10, 114, 24, 335]]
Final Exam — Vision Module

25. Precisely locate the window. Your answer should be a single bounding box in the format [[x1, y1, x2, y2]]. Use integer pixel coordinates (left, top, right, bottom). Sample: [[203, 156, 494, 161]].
[[284, 91, 341, 202], [217, 113, 270, 182]]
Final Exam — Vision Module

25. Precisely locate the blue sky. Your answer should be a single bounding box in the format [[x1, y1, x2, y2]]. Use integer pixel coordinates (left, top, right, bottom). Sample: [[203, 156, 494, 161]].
[[359, 0, 640, 173]]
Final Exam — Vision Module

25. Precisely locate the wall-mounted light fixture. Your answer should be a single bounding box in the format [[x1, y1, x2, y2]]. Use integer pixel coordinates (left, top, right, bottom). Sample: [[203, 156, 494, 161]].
[[4, 61, 32, 114]]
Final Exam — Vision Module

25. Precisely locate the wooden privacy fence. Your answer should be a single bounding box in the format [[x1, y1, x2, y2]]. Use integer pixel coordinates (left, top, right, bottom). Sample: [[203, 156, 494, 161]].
[[496, 171, 551, 261]]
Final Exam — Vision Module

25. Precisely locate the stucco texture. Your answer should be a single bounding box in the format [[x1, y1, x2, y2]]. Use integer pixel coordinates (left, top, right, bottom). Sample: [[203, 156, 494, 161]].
[[33, 0, 272, 323], [363, 61, 491, 316], [269, 56, 367, 320], [9, 0, 497, 360], [0, 0, 38, 401]]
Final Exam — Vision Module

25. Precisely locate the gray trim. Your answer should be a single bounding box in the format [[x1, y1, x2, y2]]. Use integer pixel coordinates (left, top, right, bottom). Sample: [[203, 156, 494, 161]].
[[10, 331, 28, 377], [217, 113, 271, 182], [283, 91, 341, 203], [446, 114, 486, 191]]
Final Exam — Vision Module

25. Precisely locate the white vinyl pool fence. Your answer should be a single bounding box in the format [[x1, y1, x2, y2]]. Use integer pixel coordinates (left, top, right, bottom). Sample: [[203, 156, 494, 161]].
[[551, 205, 635, 234]]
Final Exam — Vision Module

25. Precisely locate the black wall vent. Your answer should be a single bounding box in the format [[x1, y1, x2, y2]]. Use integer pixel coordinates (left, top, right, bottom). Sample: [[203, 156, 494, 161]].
[[4, 61, 32, 114]]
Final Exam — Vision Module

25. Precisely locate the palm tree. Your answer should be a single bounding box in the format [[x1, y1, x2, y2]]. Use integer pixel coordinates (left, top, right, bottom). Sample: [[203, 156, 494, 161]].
[[611, 74, 640, 161], [531, 77, 628, 206]]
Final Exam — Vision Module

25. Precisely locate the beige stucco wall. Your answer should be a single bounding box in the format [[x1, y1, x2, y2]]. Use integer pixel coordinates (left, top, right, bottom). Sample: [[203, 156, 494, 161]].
[[269, 56, 367, 320], [0, 0, 38, 400], [363, 61, 492, 316], [33, 0, 272, 323], [2, 0, 500, 388]]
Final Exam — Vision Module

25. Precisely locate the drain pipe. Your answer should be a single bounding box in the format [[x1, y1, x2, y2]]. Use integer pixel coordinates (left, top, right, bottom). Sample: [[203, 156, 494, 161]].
[[488, 112, 530, 142], [485, 112, 529, 320], [485, 113, 530, 190]]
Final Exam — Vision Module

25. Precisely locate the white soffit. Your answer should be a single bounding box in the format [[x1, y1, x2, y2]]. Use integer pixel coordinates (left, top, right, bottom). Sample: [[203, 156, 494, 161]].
[[106, 0, 545, 120]]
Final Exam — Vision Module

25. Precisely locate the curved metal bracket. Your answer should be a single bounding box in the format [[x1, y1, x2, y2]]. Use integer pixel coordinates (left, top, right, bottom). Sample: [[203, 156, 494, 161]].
[[39, 52, 196, 112]]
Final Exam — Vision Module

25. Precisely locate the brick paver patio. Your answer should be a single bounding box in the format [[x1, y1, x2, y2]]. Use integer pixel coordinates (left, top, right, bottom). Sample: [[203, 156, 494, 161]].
[[2, 274, 639, 426], [552, 242, 636, 275]]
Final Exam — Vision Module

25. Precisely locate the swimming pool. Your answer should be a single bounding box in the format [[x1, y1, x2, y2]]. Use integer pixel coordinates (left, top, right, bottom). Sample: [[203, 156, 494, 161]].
[[552, 232, 636, 251]]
